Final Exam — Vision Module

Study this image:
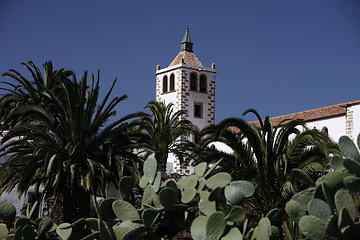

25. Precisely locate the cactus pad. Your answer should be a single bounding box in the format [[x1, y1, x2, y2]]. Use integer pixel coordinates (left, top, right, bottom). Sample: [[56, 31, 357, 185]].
[[335, 189, 356, 221], [343, 158, 360, 177], [343, 175, 360, 192], [0, 202, 16, 225], [206, 172, 231, 189], [308, 199, 331, 222], [191, 215, 207, 240], [181, 188, 197, 203], [330, 156, 345, 170], [119, 176, 135, 200], [228, 180, 255, 198], [285, 200, 306, 223], [292, 188, 315, 211], [152, 172, 162, 193], [195, 162, 207, 177], [226, 206, 245, 223], [142, 208, 159, 228], [221, 226, 242, 240], [199, 191, 216, 216], [299, 215, 327, 240], [224, 185, 245, 205], [159, 187, 178, 209], [178, 175, 198, 190], [56, 223, 72, 240], [206, 212, 226, 240], [143, 157, 157, 184], [112, 200, 140, 221], [339, 135, 360, 162]]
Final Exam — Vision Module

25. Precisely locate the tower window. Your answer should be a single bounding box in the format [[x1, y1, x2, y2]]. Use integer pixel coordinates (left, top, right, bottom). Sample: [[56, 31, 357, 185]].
[[194, 102, 203, 119], [162, 76, 168, 93], [199, 74, 207, 92], [170, 74, 175, 91], [190, 72, 197, 91]]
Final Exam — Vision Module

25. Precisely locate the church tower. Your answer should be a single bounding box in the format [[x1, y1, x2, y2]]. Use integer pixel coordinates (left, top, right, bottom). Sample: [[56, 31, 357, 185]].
[[155, 28, 216, 173], [156, 28, 216, 131]]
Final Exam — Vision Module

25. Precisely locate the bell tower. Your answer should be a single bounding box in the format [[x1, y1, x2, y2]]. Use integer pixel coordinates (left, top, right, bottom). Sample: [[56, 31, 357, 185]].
[[155, 28, 216, 173], [156, 27, 216, 131]]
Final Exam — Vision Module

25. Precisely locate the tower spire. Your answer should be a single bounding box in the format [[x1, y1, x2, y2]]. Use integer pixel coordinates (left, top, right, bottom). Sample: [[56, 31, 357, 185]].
[[180, 26, 193, 52]]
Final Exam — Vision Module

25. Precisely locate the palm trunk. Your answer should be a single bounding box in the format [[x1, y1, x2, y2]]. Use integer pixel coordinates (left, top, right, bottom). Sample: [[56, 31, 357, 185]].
[[47, 187, 91, 239], [48, 187, 90, 223], [155, 152, 168, 173]]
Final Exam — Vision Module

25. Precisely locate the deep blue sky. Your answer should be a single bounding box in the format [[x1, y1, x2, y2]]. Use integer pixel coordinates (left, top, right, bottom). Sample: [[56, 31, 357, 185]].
[[1, 0, 359, 122]]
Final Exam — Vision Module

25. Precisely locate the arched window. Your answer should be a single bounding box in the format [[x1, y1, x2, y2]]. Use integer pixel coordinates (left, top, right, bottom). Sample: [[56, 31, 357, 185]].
[[199, 74, 207, 92], [190, 72, 197, 91], [170, 74, 175, 91], [162, 76, 168, 93]]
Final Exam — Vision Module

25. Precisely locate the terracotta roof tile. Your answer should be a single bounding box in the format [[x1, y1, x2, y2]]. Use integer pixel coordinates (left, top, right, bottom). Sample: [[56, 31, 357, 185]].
[[266, 100, 360, 125], [228, 100, 360, 133]]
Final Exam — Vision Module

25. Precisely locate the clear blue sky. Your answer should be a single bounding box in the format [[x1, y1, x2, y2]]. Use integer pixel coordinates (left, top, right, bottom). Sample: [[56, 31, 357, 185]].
[[1, 0, 359, 122]]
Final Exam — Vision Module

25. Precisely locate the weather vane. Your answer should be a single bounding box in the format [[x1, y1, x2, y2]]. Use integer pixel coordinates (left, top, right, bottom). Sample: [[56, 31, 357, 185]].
[[184, 23, 192, 30]]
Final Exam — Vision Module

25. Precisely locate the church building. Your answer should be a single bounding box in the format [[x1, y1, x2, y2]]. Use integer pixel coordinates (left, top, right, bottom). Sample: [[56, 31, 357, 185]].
[[155, 28, 360, 173]]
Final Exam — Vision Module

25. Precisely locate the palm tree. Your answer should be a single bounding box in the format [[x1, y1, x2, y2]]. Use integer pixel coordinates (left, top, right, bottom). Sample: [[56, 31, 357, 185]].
[[137, 101, 196, 173], [0, 61, 73, 128], [0, 62, 142, 224], [194, 109, 340, 221]]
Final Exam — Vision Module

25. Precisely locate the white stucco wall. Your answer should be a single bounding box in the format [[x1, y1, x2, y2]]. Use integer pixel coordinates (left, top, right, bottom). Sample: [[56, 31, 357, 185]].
[[211, 141, 234, 154], [182, 68, 215, 130], [305, 116, 346, 143], [351, 104, 360, 140]]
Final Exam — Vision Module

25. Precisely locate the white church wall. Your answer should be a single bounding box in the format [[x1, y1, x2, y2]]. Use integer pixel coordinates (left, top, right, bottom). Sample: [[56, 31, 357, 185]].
[[351, 104, 360, 140], [159, 92, 177, 107], [211, 141, 234, 154], [166, 152, 176, 173], [180, 68, 215, 131], [305, 116, 346, 143]]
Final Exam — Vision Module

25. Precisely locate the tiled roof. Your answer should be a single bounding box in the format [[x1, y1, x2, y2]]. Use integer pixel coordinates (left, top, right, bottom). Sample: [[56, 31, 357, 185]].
[[168, 51, 203, 67], [267, 100, 360, 126], [228, 100, 360, 133]]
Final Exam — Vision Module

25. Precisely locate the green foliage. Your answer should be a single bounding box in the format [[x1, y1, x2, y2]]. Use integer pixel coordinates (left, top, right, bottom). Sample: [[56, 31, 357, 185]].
[[194, 110, 339, 223], [205, 212, 226, 240], [119, 176, 135, 201], [226, 206, 246, 223], [56, 157, 262, 240], [190, 215, 207, 240], [112, 200, 140, 221], [0, 224, 8, 240], [285, 134, 360, 239], [0, 202, 58, 239], [0, 202, 16, 226], [56, 223, 72, 240], [251, 218, 272, 240], [0, 61, 143, 223], [291, 168, 316, 187], [339, 135, 360, 162], [137, 101, 196, 172], [298, 216, 328, 240]]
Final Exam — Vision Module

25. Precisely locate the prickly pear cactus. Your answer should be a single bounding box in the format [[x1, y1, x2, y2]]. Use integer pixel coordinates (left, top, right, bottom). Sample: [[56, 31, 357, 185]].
[[0, 202, 59, 239], [57, 156, 261, 240], [285, 134, 360, 239], [0, 202, 16, 226]]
